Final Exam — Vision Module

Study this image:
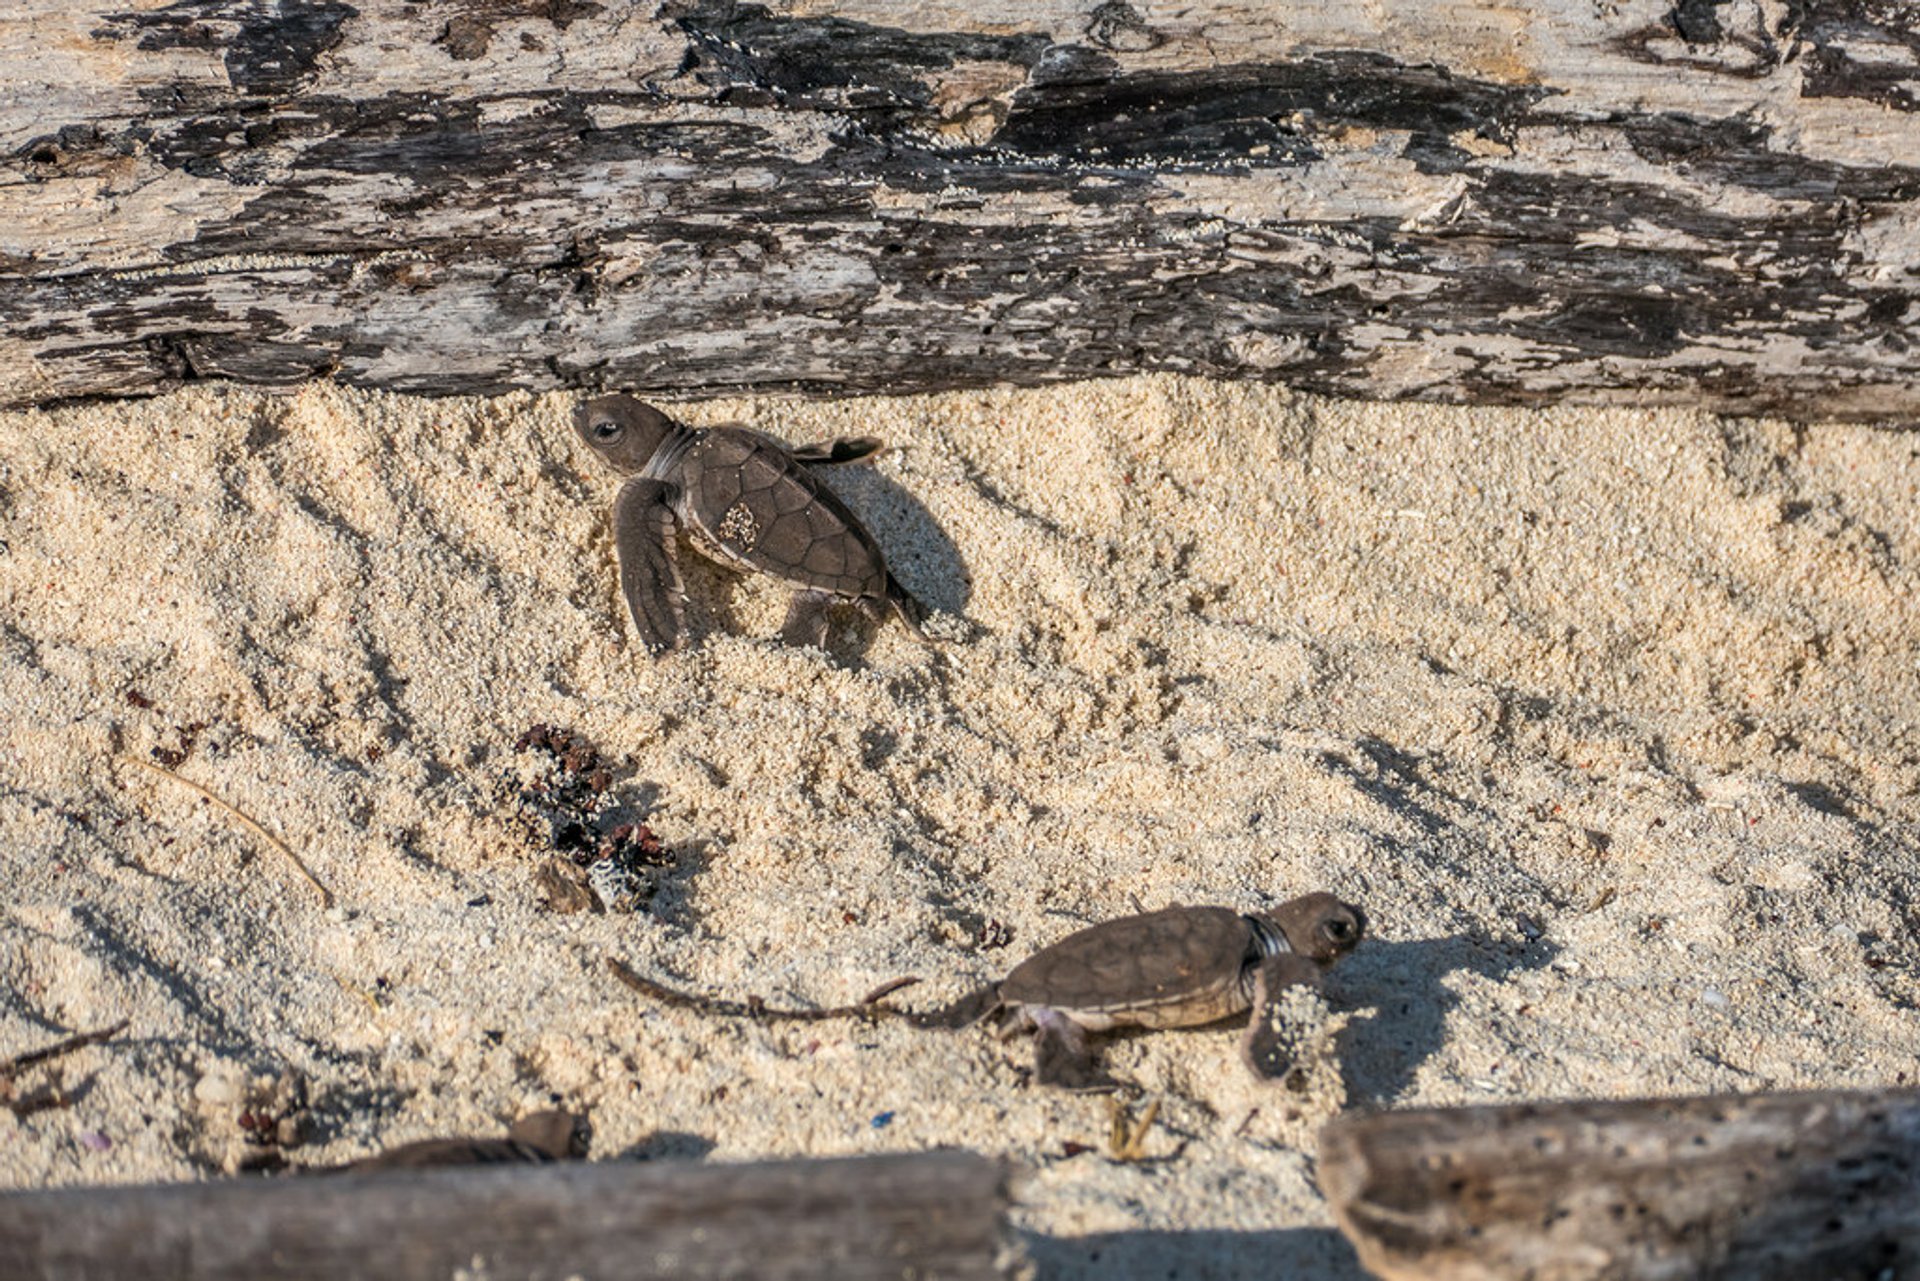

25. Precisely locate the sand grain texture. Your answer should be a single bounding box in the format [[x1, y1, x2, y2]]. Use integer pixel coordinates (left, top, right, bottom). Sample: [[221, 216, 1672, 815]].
[[2, 377, 1917, 1275]]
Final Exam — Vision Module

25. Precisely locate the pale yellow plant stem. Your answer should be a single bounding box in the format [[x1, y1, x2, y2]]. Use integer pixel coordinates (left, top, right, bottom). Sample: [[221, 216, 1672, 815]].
[[121, 755, 336, 908]]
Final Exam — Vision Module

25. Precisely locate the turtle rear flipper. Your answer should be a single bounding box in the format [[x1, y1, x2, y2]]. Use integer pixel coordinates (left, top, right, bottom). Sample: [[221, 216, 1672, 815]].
[[1030, 1007, 1118, 1093], [612, 477, 687, 654], [779, 588, 839, 649], [886, 574, 931, 639], [907, 983, 1000, 1030], [1239, 953, 1324, 1084], [792, 435, 885, 466]]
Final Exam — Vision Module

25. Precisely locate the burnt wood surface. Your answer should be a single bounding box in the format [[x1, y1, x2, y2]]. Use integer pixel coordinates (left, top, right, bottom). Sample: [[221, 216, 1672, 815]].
[[2, 1, 1918, 418], [1319, 1087, 1920, 1281], [0, 1150, 1010, 1280]]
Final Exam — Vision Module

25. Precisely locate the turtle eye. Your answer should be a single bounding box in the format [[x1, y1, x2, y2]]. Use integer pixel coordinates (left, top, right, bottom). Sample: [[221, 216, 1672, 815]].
[[592, 419, 622, 442], [1322, 916, 1354, 944]]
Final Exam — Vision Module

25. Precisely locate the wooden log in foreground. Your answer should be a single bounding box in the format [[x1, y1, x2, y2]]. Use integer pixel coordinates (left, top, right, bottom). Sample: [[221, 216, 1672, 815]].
[[3, 1, 1919, 418], [1319, 1088, 1920, 1281], [0, 1150, 1010, 1280]]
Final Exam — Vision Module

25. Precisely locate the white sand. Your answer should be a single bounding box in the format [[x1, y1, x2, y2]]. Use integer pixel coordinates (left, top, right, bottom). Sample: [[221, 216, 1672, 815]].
[[3, 376, 1917, 1274]]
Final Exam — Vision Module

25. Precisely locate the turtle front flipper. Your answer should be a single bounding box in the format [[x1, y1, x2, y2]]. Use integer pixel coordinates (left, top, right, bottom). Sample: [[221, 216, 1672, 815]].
[[1239, 953, 1326, 1084], [612, 477, 687, 654], [791, 436, 885, 466], [1030, 1008, 1118, 1093]]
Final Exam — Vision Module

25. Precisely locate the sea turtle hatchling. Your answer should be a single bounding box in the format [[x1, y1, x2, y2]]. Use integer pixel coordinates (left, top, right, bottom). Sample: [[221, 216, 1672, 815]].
[[319, 1109, 590, 1173], [572, 393, 928, 653], [606, 892, 1365, 1091], [980, 892, 1366, 1090]]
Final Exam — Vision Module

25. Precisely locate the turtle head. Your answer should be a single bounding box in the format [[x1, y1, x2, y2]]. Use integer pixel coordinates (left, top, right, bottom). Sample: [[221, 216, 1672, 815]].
[[573, 394, 677, 473], [507, 1108, 591, 1160], [1270, 892, 1366, 964]]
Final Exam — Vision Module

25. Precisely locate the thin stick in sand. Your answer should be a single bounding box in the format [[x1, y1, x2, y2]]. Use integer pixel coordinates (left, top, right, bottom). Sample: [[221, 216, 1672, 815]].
[[2, 1021, 128, 1118], [120, 756, 336, 907], [1, 1021, 128, 1083]]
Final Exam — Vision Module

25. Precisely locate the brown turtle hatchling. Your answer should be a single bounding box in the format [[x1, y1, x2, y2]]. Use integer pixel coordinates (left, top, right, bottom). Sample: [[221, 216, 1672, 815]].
[[323, 1108, 590, 1173], [606, 892, 1365, 1092], [573, 394, 928, 653], [975, 893, 1366, 1090]]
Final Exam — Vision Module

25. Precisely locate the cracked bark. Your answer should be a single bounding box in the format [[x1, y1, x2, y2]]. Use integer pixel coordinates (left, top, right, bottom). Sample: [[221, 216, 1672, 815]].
[[1321, 1088, 1920, 1280], [1, 0, 1917, 419]]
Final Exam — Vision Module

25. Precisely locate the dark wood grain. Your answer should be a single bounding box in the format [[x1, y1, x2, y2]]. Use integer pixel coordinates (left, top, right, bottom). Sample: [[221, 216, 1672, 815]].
[[0, 1150, 1010, 1280], [3, 1, 1917, 418]]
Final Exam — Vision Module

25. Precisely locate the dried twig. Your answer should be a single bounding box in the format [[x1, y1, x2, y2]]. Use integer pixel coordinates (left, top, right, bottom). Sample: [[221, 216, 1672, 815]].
[[1, 1021, 127, 1083], [858, 977, 922, 1006], [333, 975, 383, 1017], [121, 756, 335, 907], [3, 1021, 127, 1113], [1107, 1096, 1160, 1162]]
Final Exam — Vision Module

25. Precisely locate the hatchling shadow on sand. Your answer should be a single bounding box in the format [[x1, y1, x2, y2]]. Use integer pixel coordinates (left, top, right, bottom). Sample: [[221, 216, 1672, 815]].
[[666, 553, 750, 651], [614, 1130, 718, 1162], [299, 1082, 414, 1149], [1022, 1224, 1366, 1281], [812, 461, 971, 617], [1334, 932, 1559, 1108]]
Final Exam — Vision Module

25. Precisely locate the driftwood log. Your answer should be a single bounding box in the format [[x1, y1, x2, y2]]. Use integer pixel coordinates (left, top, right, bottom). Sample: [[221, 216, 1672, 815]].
[[0, 1150, 1010, 1279], [3, 1, 1918, 419], [1319, 1088, 1920, 1281]]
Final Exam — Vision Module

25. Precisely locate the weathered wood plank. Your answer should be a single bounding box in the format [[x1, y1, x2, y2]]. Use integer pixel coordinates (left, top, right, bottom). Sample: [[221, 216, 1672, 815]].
[[0, 1150, 1011, 1280], [2, 1, 1918, 418], [1319, 1088, 1920, 1281]]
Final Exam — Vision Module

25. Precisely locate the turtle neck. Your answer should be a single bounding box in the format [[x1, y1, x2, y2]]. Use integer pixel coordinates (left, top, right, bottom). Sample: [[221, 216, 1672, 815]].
[[637, 420, 702, 483], [1244, 913, 1291, 960]]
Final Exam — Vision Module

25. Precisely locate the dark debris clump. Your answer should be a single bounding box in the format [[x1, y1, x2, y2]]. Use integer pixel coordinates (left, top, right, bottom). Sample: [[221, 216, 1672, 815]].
[[512, 724, 675, 913]]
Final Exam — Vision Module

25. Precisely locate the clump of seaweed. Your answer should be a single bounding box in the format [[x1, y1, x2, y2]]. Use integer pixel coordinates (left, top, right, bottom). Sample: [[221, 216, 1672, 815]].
[[511, 724, 675, 913]]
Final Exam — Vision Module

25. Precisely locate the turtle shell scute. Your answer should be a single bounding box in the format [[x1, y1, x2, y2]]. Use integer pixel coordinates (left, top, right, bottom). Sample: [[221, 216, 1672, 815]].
[[1000, 906, 1254, 1018], [677, 428, 890, 597]]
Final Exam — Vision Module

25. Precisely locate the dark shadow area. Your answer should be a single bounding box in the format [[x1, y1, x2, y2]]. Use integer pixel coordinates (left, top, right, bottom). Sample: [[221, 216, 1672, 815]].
[[241, 402, 289, 453], [615, 1130, 719, 1162], [1335, 932, 1559, 1108], [597, 779, 666, 825], [66, 903, 257, 1058], [3, 1073, 100, 1120], [1020, 1225, 1364, 1280], [1785, 779, 1859, 821], [303, 1082, 414, 1147], [362, 642, 421, 745], [638, 835, 718, 933], [820, 458, 971, 618], [1318, 735, 1500, 838], [0, 984, 65, 1036], [953, 460, 1073, 546]]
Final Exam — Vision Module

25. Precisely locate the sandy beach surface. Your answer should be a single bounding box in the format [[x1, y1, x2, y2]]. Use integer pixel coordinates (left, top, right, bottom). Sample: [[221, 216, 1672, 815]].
[[3, 375, 1917, 1275]]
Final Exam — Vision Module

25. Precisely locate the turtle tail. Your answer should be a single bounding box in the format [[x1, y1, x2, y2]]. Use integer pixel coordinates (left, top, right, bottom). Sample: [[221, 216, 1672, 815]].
[[607, 957, 940, 1025], [902, 983, 1002, 1030]]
